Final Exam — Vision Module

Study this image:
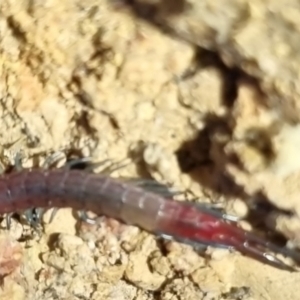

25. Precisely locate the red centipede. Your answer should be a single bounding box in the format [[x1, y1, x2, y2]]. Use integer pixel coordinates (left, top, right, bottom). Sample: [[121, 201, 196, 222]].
[[0, 165, 299, 272]]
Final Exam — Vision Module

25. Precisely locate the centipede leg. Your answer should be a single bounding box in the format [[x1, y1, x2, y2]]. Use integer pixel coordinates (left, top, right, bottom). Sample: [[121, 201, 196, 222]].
[[96, 159, 130, 175], [13, 152, 24, 171], [194, 202, 241, 222], [64, 157, 95, 170], [127, 178, 181, 198], [5, 213, 14, 230], [77, 210, 97, 225], [64, 158, 115, 173], [23, 208, 44, 228], [158, 232, 232, 252], [42, 151, 66, 169], [64, 157, 130, 174], [48, 208, 59, 224]]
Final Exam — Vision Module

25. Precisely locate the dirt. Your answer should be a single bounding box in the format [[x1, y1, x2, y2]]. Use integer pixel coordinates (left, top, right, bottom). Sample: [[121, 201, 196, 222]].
[[1, 0, 300, 299]]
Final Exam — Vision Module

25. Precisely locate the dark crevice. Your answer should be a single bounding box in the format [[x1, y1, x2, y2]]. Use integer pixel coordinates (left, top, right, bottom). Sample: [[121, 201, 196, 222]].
[[111, 0, 271, 112], [174, 112, 291, 241], [175, 113, 248, 201]]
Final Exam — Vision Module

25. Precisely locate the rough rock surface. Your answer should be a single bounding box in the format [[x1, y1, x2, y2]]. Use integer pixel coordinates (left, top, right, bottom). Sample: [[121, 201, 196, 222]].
[[0, 0, 300, 299]]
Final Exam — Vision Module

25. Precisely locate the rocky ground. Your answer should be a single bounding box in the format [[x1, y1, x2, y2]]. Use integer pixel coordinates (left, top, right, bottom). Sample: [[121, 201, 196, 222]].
[[1, 0, 300, 299]]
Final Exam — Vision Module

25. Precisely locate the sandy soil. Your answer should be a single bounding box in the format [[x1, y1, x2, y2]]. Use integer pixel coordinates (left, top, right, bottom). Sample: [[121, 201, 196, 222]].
[[1, 0, 300, 299]]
